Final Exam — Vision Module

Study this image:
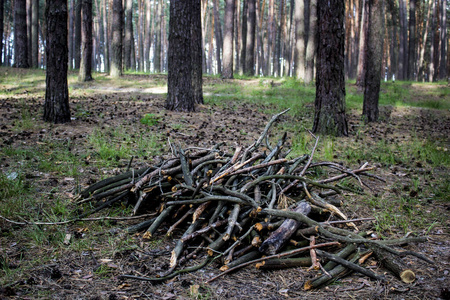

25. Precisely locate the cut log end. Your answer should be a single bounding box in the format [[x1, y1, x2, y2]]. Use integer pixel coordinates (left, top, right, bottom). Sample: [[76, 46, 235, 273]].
[[304, 280, 313, 290], [400, 269, 416, 283]]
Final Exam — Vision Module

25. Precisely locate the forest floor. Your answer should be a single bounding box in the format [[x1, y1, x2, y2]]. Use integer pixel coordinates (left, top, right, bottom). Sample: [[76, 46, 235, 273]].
[[0, 67, 449, 299]]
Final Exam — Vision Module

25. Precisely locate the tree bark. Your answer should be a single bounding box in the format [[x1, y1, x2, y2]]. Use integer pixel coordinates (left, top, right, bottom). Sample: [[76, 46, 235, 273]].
[[240, 0, 248, 75], [14, 0, 29, 68], [145, 0, 151, 72], [166, 0, 194, 112], [356, 0, 368, 87], [0, 0, 3, 65], [312, 0, 348, 136], [407, 0, 416, 80], [294, 0, 306, 79], [74, 0, 81, 69], [222, 0, 235, 79], [31, 0, 38, 68], [123, 0, 133, 70], [244, 0, 256, 76], [439, 0, 447, 79], [304, 0, 317, 84], [192, 0, 203, 104], [398, 0, 407, 80], [110, 0, 122, 77], [363, 0, 384, 123], [102, 0, 109, 73], [44, 0, 70, 124], [79, 0, 93, 81], [213, 0, 222, 75], [418, 0, 432, 81], [154, 0, 162, 72]]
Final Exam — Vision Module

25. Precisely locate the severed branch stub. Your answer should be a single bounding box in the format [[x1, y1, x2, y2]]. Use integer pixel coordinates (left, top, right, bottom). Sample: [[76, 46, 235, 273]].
[[71, 110, 430, 289]]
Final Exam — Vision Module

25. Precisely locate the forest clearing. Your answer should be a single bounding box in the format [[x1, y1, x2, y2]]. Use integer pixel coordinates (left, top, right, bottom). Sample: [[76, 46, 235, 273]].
[[0, 67, 449, 299]]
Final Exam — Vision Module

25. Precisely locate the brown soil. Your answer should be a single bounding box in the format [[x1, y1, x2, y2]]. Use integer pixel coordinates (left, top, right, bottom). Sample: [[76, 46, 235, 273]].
[[0, 74, 449, 299]]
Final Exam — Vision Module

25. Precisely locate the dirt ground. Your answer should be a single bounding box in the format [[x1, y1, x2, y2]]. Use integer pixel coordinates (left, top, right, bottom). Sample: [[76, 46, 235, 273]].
[[0, 74, 449, 299]]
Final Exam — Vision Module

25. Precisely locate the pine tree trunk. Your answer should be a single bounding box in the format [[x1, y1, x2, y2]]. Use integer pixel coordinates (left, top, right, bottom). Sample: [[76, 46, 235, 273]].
[[356, 0, 368, 87], [304, 0, 317, 84], [294, 0, 306, 79], [223, 0, 234, 79], [240, 0, 248, 75], [123, 0, 132, 70], [166, 0, 194, 112], [363, 0, 384, 123], [192, 0, 203, 104], [102, 0, 110, 73], [213, 0, 222, 75], [68, 0, 74, 69], [27, 0, 32, 66], [31, 0, 38, 68], [0, 0, 3, 65], [312, 0, 348, 136], [79, 0, 93, 81], [266, 0, 274, 75], [74, 0, 81, 69], [145, 0, 151, 72], [154, 0, 162, 72], [439, 0, 447, 79], [244, 0, 256, 76], [418, 0, 432, 81], [138, 0, 144, 72], [110, 0, 123, 77], [407, 0, 416, 80], [14, 0, 29, 68], [44, 0, 70, 124]]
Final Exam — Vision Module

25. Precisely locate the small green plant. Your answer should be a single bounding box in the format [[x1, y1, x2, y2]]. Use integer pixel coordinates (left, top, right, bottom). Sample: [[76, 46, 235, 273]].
[[140, 113, 160, 126]]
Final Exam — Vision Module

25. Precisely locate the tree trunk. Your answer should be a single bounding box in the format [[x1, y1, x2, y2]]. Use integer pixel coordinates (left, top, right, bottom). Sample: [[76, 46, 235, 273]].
[[387, 0, 397, 81], [407, 0, 416, 80], [44, 0, 70, 123], [312, 0, 348, 136], [223, 0, 235, 79], [145, 0, 151, 72], [31, 0, 38, 67], [192, 0, 203, 104], [27, 0, 32, 66], [240, 0, 247, 75], [0, 0, 3, 65], [213, 0, 222, 75], [74, 0, 81, 69], [154, 0, 162, 72], [418, 0, 432, 81], [356, 0, 368, 87], [68, 0, 74, 69], [79, 0, 93, 81], [123, 0, 132, 70], [102, 0, 109, 73], [166, 0, 194, 112], [294, 0, 306, 79], [439, 0, 447, 79], [304, 0, 317, 84], [398, 0, 407, 80], [244, 0, 255, 76], [234, 0, 240, 75], [363, 0, 384, 123], [14, 0, 29, 68], [110, 0, 122, 77]]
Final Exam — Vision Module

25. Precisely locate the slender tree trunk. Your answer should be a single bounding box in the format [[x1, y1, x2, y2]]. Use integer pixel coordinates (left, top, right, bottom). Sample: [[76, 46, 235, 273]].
[[138, 0, 144, 71], [154, 0, 162, 72], [234, 0, 240, 74], [14, 0, 29, 68], [0, 0, 4, 65], [145, 0, 151, 72], [222, 0, 234, 78], [407, 0, 416, 80], [213, 0, 222, 75], [304, 0, 317, 84], [294, 0, 306, 79], [27, 0, 32, 66], [123, 0, 132, 70], [79, 0, 93, 81], [418, 0, 432, 81], [102, 0, 109, 73], [363, 0, 384, 122], [312, 0, 348, 136], [110, 0, 123, 77], [74, 0, 81, 69], [30, 0, 38, 67], [201, 0, 209, 74], [240, 0, 248, 75], [439, 0, 447, 79], [356, 0, 368, 87], [44, 0, 70, 123], [192, 0, 203, 104], [68, 0, 74, 68], [244, 0, 256, 76], [166, 0, 194, 111]]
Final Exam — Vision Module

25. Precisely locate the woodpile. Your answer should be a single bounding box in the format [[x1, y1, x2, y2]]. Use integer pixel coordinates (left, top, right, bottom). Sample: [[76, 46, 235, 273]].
[[75, 110, 432, 288]]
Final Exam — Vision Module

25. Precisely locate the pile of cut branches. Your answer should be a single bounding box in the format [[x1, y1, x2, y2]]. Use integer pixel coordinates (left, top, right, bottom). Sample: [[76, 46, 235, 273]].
[[75, 110, 432, 289]]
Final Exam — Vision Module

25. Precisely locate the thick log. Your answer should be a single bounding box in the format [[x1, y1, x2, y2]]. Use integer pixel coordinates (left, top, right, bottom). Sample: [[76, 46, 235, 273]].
[[371, 245, 416, 283], [259, 201, 311, 255]]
